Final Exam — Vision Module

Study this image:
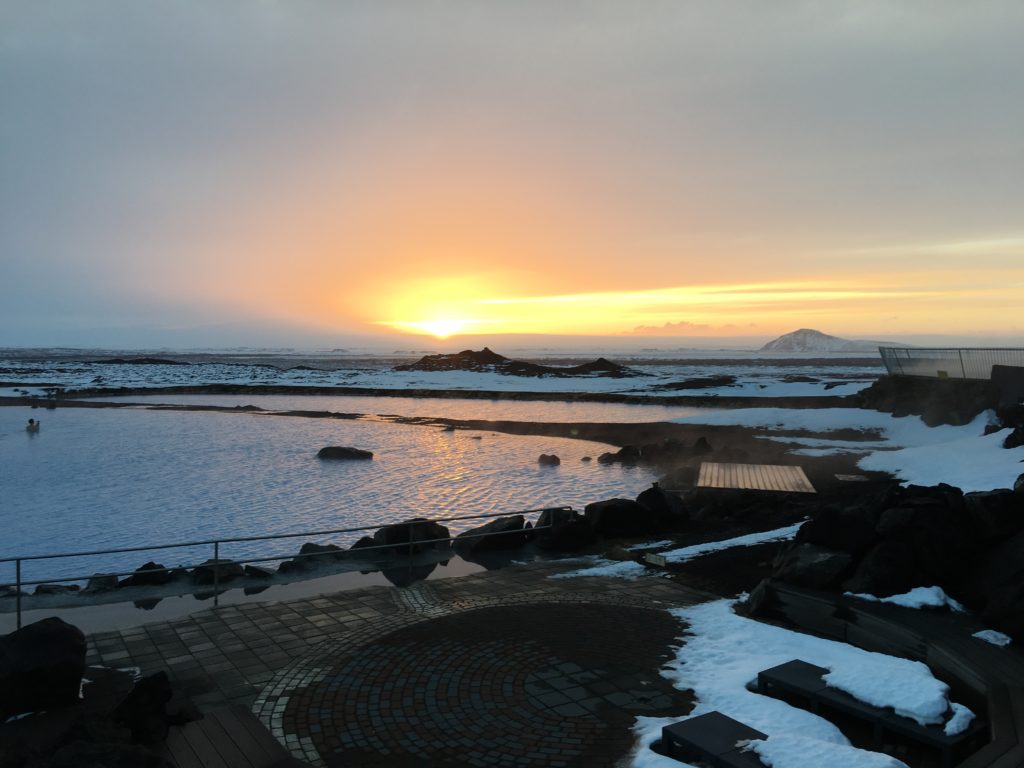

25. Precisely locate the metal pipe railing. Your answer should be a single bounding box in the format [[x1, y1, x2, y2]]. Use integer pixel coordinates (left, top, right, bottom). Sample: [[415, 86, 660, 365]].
[[3, 506, 573, 628]]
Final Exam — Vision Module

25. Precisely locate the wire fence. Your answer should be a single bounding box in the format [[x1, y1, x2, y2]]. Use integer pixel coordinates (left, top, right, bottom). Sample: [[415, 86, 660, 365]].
[[879, 347, 1024, 380], [1, 506, 571, 628]]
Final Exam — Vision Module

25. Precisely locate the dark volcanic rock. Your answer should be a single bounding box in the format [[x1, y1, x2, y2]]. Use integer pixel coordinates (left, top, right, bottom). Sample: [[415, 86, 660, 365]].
[[597, 445, 642, 465], [796, 509, 878, 557], [119, 561, 174, 587], [585, 498, 659, 537], [1003, 426, 1024, 449], [34, 583, 81, 596], [84, 574, 119, 593], [856, 375, 999, 426], [395, 347, 639, 378], [636, 483, 688, 528], [373, 518, 451, 555], [317, 446, 373, 460], [536, 507, 576, 530], [774, 544, 853, 589], [0, 617, 86, 720], [191, 558, 244, 585], [537, 453, 561, 466], [243, 564, 274, 579], [536, 515, 595, 552], [112, 671, 173, 744], [650, 375, 736, 391], [454, 515, 528, 555], [964, 489, 1024, 541], [842, 539, 924, 596]]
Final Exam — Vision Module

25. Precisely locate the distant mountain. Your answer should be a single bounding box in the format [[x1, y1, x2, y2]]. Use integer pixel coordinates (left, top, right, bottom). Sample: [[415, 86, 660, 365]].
[[760, 329, 890, 353]]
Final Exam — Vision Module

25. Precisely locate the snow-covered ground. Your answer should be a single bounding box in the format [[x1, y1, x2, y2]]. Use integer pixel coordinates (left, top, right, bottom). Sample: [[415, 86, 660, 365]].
[[672, 408, 1024, 492], [0, 354, 878, 399], [845, 586, 965, 612], [630, 599, 972, 768], [552, 523, 803, 580]]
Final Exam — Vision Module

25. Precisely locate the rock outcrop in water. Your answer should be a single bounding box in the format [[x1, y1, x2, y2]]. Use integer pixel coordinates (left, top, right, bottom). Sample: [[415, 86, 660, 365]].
[[317, 446, 374, 460], [395, 348, 640, 378]]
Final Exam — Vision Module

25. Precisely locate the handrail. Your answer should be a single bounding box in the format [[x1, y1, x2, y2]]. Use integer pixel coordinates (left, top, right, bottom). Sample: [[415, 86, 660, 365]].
[[0, 506, 570, 564], [2, 505, 574, 629]]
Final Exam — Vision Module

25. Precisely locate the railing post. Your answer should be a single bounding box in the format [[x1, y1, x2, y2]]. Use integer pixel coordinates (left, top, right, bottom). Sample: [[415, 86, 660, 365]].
[[16, 559, 22, 630], [958, 349, 967, 379], [213, 541, 219, 607]]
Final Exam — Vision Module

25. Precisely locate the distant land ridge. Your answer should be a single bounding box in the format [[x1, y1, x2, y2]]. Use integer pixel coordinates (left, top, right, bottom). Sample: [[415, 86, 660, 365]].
[[395, 347, 640, 378], [760, 329, 898, 353]]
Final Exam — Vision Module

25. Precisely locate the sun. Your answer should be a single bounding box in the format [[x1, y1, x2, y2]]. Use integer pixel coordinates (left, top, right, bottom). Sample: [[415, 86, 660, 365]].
[[405, 318, 468, 339]]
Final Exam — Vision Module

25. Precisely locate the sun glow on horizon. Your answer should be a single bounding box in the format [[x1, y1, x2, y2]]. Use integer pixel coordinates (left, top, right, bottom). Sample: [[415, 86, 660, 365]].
[[390, 318, 473, 339]]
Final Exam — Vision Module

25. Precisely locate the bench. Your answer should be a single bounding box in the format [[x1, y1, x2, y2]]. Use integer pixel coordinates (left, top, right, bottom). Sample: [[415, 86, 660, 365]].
[[661, 711, 768, 767], [758, 659, 987, 767]]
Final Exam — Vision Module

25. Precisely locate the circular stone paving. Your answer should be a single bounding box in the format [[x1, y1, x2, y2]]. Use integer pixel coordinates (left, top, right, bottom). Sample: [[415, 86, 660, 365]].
[[259, 600, 692, 767]]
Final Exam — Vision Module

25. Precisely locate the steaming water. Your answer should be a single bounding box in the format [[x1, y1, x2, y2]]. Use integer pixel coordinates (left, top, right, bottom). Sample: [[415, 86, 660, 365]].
[[94, 393, 709, 423], [0, 404, 660, 583]]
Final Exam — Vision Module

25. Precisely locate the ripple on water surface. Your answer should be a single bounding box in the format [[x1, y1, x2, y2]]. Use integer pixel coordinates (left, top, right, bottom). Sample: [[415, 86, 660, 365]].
[[0, 406, 659, 580]]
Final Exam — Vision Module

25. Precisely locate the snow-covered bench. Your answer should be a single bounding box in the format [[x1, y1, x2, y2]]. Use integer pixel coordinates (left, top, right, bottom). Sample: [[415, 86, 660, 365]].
[[660, 711, 768, 767], [758, 659, 986, 767]]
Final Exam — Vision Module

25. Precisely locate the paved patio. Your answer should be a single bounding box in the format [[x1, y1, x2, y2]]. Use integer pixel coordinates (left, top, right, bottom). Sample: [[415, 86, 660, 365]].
[[85, 561, 712, 767]]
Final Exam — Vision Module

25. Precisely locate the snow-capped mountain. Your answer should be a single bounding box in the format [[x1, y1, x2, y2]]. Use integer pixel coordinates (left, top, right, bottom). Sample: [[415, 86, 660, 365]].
[[760, 329, 885, 353]]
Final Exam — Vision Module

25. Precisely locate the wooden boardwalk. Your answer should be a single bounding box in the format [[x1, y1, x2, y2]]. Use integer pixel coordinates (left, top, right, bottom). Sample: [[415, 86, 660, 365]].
[[162, 704, 311, 768], [697, 462, 816, 493]]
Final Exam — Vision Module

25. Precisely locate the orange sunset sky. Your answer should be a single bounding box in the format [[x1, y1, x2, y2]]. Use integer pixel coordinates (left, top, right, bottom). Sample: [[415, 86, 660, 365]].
[[1, 2, 1022, 347]]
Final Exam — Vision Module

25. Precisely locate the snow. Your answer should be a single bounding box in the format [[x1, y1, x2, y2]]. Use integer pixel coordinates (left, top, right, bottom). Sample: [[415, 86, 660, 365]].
[[973, 629, 1012, 647], [551, 523, 803, 580], [747, 734, 908, 768], [944, 703, 976, 736], [858, 425, 1024, 492], [626, 599, 968, 768], [625, 539, 674, 551], [845, 586, 965, 612], [675, 408, 1024, 491]]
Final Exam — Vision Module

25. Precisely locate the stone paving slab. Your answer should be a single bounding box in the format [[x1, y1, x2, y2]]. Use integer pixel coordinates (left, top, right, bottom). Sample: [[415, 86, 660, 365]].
[[84, 561, 712, 765]]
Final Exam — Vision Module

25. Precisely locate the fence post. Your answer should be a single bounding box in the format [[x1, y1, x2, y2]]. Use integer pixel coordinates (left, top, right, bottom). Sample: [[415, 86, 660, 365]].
[[958, 349, 967, 379], [213, 541, 219, 607], [16, 559, 22, 630]]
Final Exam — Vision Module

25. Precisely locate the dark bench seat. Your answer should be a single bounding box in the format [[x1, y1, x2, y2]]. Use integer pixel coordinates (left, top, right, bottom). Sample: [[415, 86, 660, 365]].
[[661, 711, 768, 767], [758, 659, 987, 767]]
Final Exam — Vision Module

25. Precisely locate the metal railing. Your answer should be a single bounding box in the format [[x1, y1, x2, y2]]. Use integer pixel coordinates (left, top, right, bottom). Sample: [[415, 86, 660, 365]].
[[1, 506, 572, 628], [879, 347, 1024, 380]]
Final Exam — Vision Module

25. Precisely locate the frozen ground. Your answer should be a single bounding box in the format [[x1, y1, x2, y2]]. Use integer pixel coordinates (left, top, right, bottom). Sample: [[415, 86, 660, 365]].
[[630, 599, 972, 768], [672, 408, 1024, 491], [0, 351, 878, 399], [845, 586, 966, 612], [551, 523, 804, 580]]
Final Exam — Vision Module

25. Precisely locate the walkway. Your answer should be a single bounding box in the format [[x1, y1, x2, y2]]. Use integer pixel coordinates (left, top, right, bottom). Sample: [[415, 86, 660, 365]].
[[84, 560, 711, 767]]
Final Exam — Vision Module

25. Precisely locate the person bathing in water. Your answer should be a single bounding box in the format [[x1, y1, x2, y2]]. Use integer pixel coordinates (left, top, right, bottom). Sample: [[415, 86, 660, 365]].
[[26, 418, 40, 433]]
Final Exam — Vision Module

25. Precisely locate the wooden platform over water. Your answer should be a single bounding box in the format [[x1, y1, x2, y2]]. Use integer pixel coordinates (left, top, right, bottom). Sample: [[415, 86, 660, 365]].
[[697, 462, 816, 493]]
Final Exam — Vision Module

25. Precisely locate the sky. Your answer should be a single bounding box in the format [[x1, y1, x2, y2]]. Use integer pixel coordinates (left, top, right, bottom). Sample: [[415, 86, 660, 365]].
[[1, 1, 1022, 348]]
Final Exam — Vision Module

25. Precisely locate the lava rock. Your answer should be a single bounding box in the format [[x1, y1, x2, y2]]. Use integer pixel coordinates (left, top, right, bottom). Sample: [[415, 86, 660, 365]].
[[796, 510, 878, 557], [317, 446, 373, 460], [842, 540, 924, 596], [372, 518, 451, 555], [454, 515, 527, 555], [191, 559, 244, 585], [84, 574, 119, 593], [243, 564, 273, 579], [1003, 426, 1024, 449], [119, 561, 174, 588], [537, 454, 561, 466], [536, 516, 595, 552], [773, 544, 853, 589], [584, 498, 659, 537], [112, 672, 173, 744], [636, 483, 689, 528], [0, 617, 86, 720]]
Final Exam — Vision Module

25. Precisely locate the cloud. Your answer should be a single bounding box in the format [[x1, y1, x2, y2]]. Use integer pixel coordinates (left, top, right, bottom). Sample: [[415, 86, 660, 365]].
[[627, 320, 754, 336]]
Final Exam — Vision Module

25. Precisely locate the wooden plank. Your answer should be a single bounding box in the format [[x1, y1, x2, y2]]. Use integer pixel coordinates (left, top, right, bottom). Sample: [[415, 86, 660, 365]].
[[172, 720, 231, 768], [696, 463, 815, 493], [199, 710, 264, 768], [163, 729, 205, 768], [226, 706, 299, 761]]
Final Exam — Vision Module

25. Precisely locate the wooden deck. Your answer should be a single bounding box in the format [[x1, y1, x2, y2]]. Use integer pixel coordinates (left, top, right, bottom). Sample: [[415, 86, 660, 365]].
[[697, 462, 816, 493], [162, 705, 311, 768]]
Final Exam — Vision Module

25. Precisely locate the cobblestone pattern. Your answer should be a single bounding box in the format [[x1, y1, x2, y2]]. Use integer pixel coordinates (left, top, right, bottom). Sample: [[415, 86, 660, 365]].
[[82, 562, 708, 765], [255, 589, 698, 767]]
